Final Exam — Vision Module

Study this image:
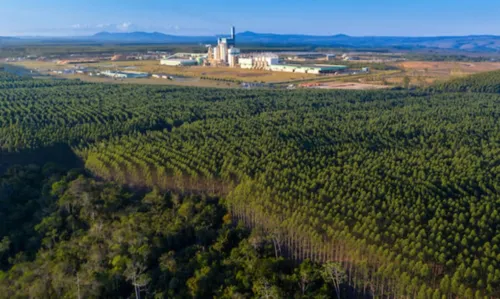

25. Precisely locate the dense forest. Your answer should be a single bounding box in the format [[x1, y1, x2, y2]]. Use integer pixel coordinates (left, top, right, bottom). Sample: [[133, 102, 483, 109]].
[[429, 70, 500, 93], [1, 70, 500, 298], [0, 165, 344, 298]]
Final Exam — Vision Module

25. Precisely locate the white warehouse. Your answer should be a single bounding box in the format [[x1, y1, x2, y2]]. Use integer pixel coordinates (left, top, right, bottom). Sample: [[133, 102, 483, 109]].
[[160, 58, 198, 66], [101, 70, 149, 78], [238, 54, 279, 69]]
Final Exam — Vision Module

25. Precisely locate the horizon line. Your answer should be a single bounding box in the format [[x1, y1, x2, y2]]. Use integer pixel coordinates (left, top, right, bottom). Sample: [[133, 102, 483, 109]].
[[3, 31, 500, 39]]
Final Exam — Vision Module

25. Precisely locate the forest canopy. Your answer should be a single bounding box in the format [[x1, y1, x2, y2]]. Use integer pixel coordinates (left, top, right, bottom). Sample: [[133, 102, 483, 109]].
[[0, 70, 499, 298]]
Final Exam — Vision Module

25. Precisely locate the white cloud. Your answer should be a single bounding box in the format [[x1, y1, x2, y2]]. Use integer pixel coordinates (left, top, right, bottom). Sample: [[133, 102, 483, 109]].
[[96, 24, 111, 29], [14, 22, 212, 36], [70, 22, 136, 32], [71, 24, 94, 29], [116, 22, 133, 31]]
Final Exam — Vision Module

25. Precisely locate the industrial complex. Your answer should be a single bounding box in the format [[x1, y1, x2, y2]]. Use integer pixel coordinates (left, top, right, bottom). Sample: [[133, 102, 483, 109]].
[[159, 26, 348, 74], [206, 26, 238, 66], [21, 25, 366, 89]]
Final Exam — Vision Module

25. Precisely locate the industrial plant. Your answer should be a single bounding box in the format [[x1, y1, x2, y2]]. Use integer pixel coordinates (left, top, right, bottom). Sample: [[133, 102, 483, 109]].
[[158, 26, 348, 74], [206, 26, 239, 66]]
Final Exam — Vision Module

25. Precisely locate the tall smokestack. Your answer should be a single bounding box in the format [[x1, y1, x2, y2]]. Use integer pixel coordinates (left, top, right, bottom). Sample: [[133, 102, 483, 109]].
[[231, 26, 235, 39]]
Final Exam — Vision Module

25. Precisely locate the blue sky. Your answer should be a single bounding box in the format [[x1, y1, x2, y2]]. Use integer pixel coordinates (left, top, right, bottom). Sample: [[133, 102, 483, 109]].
[[1, 0, 499, 37]]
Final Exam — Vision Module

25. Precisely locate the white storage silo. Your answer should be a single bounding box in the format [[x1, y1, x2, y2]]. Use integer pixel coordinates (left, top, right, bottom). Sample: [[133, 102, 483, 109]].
[[228, 48, 240, 67], [214, 47, 220, 61], [219, 42, 228, 63]]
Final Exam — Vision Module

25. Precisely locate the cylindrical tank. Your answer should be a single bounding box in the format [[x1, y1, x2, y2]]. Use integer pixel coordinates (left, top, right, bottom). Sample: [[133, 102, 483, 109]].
[[228, 55, 236, 67], [220, 43, 228, 62], [214, 47, 220, 61], [228, 48, 239, 67], [207, 46, 213, 60]]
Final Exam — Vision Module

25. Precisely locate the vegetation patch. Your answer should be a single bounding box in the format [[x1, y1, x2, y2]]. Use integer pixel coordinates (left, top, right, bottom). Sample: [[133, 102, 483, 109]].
[[1, 71, 500, 297]]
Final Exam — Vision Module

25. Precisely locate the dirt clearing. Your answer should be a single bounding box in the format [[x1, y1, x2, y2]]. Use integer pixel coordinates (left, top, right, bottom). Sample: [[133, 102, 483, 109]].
[[311, 82, 390, 90], [397, 61, 500, 75]]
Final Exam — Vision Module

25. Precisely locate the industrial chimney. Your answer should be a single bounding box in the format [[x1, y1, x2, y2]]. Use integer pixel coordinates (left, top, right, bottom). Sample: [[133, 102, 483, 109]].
[[231, 26, 235, 40]]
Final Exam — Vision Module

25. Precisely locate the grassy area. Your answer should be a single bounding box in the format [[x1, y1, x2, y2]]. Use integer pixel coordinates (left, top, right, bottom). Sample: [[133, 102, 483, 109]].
[[12, 59, 500, 89], [11, 60, 317, 84], [273, 70, 401, 86], [96, 60, 317, 83], [384, 61, 500, 86], [8, 60, 72, 71], [6, 61, 240, 88], [8, 60, 400, 89], [59, 74, 240, 88]]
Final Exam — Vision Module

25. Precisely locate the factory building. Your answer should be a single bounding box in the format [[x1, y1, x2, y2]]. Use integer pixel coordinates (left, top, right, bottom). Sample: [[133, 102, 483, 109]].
[[203, 26, 348, 75], [213, 47, 220, 61], [286, 53, 338, 62], [207, 26, 239, 67], [160, 58, 198, 66], [101, 70, 149, 78], [159, 52, 206, 67], [239, 58, 254, 69], [267, 64, 347, 74], [238, 54, 279, 69], [288, 53, 327, 60], [219, 42, 228, 63], [326, 54, 337, 61]]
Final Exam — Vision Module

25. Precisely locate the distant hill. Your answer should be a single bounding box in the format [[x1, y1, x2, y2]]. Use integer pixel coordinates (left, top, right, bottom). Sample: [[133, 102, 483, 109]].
[[88, 31, 500, 52], [0, 36, 19, 41], [235, 32, 500, 52], [2, 31, 498, 52]]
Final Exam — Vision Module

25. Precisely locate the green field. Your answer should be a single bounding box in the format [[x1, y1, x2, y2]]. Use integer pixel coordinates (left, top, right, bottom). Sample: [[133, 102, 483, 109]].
[[1, 70, 500, 298]]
